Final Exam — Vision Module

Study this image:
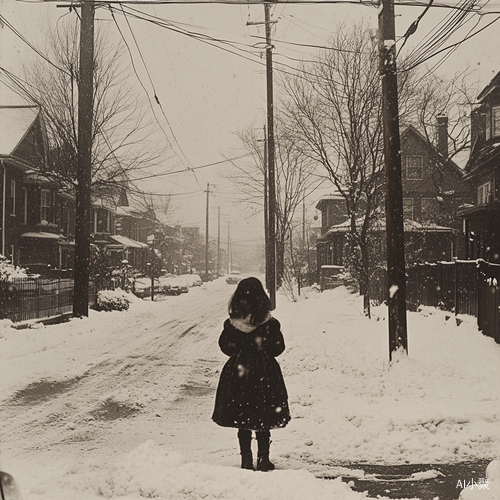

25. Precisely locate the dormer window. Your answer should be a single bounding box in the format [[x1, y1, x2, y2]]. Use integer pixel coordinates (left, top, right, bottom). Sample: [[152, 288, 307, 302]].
[[478, 180, 492, 205], [493, 106, 500, 138]]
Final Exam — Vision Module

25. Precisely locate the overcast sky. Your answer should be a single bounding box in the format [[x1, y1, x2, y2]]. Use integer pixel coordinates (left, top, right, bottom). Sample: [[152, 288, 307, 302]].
[[1, 0, 500, 249]]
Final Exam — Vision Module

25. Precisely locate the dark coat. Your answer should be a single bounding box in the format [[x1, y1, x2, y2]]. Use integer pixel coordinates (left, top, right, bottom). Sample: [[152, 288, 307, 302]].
[[212, 316, 291, 430]]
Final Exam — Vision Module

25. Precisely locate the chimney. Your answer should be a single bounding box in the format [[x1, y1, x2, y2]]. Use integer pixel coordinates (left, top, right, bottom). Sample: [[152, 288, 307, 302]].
[[470, 106, 486, 145], [436, 115, 448, 159]]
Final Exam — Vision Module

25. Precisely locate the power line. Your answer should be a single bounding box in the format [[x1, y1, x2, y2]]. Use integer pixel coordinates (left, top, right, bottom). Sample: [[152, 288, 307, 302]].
[[0, 14, 71, 76], [130, 153, 252, 181], [400, 11, 500, 71]]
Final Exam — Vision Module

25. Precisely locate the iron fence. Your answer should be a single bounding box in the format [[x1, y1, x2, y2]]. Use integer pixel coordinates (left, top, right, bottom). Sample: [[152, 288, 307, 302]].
[[0, 278, 115, 323]]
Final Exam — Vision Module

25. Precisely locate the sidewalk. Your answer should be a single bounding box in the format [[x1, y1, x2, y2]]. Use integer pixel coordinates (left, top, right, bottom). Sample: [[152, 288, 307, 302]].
[[326, 460, 491, 500]]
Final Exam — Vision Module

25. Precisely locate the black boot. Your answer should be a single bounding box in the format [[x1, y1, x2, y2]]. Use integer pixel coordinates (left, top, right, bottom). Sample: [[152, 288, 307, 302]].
[[256, 430, 275, 472], [238, 429, 253, 470]]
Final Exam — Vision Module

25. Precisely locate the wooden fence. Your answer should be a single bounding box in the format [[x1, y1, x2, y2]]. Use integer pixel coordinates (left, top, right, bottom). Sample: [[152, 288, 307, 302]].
[[370, 260, 500, 344]]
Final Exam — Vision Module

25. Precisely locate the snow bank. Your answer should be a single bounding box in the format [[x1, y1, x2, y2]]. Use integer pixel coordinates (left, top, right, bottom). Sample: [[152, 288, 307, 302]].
[[276, 287, 500, 466]]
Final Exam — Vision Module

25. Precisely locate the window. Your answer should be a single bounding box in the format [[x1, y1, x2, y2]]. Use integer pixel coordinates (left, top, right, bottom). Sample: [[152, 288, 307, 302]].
[[405, 156, 423, 180], [403, 198, 414, 219], [421, 198, 439, 217], [41, 190, 50, 222], [493, 106, 500, 138], [10, 179, 16, 215], [478, 181, 492, 205]]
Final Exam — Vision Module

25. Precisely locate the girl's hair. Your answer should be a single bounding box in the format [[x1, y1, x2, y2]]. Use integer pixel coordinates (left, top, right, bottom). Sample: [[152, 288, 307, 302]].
[[228, 277, 271, 326]]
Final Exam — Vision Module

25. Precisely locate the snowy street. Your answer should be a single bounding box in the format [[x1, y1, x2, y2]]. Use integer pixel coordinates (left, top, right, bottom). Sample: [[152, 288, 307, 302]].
[[1, 279, 500, 500]]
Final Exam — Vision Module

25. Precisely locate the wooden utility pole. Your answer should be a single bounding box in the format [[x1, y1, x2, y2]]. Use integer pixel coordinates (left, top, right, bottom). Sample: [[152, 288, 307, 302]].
[[217, 206, 221, 278], [379, 0, 408, 360], [73, 0, 94, 317], [247, 6, 277, 305], [263, 125, 269, 291], [264, 2, 276, 310], [205, 183, 210, 279], [227, 220, 230, 274]]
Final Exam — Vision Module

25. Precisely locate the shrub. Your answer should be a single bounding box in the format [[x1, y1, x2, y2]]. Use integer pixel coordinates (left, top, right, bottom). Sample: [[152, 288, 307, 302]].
[[96, 289, 130, 312]]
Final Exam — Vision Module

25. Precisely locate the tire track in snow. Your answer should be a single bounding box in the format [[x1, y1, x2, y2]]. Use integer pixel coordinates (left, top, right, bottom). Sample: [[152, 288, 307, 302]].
[[0, 283, 230, 460]]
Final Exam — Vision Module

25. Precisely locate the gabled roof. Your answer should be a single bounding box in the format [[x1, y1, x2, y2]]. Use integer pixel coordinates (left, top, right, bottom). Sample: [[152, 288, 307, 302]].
[[0, 105, 40, 156], [400, 124, 464, 177], [477, 71, 500, 102], [464, 138, 500, 178]]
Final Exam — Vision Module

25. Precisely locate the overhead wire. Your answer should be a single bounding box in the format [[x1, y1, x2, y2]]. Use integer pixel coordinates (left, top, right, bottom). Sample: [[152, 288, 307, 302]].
[[400, 8, 500, 72], [129, 153, 253, 181], [108, 5, 203, 190], [113, 5, 349, 89], [400, 0, 481, 70], [0, 14, 71, 76], [117, 4, 198, 180]]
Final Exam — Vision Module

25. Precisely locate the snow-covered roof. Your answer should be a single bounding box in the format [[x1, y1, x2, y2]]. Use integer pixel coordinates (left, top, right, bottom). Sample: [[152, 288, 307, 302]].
[[0, 106, 39, 156], [110, 235, 148, 248], [321, 217, 452, 237]]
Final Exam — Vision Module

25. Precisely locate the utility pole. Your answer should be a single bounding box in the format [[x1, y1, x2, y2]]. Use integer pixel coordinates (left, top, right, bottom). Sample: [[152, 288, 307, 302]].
[[217, 206, 221, 278], [205, 183, 210, 280], [264, 2, 276, 309], [247, 6, 277, 307], [379, 0, 408, 360], [263, 125, 269, 291], [227, 220, 231, 274], [73, 0, 94, 318]]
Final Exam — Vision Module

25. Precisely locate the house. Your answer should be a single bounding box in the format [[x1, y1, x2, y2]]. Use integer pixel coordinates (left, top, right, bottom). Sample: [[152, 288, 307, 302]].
[[315, 194, 347, 235], [458, 71, 500, 263], [316, 118, 470, 279], [0, 105, 153, 275], [400, 121, 470, 230], [0, 105, 77, 273], [318, 216, 453, 267]]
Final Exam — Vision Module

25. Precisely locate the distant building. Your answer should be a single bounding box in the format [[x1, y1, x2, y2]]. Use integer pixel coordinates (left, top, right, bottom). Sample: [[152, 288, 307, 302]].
[[315, 119, 471, 280]]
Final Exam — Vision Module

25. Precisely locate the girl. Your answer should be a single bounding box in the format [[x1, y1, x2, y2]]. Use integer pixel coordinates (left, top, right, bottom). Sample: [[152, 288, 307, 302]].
[[212, 277, 290, 471]]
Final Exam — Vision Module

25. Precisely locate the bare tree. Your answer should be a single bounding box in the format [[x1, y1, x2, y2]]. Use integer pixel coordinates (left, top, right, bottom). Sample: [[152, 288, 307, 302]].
[[281, 21, 477, 316], [23, 16, 167, 197], [281, 22, 386, 316], [226, 120, 322, 285]]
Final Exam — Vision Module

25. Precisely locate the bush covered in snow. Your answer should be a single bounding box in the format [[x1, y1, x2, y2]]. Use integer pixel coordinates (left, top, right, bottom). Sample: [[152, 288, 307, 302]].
[[0, 254, 28, 300], [96, 288, 131, 312], [0, 254, 27, 282]]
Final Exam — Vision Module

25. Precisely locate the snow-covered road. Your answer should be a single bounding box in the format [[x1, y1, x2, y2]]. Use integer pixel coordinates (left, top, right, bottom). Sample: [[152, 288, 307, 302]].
[[1, 278, 500, 500], [1, 281, 240, 481]]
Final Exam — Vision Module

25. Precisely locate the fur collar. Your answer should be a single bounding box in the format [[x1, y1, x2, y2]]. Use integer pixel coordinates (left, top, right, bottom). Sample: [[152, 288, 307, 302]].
[[230, 312, 272, 333]]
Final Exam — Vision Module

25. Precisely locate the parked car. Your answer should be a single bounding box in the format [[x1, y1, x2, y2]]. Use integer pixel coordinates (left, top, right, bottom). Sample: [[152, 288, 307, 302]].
[[201, 271, 215, 283], [158, 273, 184, 295], [179, 274, 202, 287], [133, 276, 161, 299], [226, 271, 241, 285]]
